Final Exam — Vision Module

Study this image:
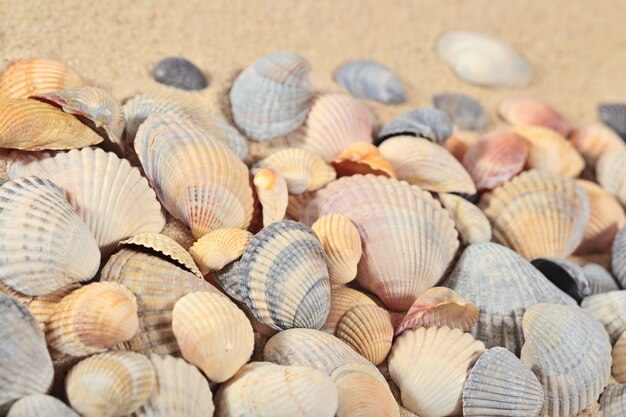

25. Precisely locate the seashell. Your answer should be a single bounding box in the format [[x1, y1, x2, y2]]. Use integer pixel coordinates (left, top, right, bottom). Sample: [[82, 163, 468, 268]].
[[151, 57, 207, 91], [0, 282, 32, 305], [321, 287, 376, 334], [134, 114, 253, 238], [229, 51, 314, 141], [435, 31, 533, 87], [583, 263, 620, 295], [215, 362, 338, 417], [0, 58, 83, 99], [0, 176, 99, 295], [253, 168, 288, 226], [285, 191, 314, 221], [28, 284, 80, 331], [253, 148, 336, 195], [336, 304, 393, 365], [520, 303, 611, 417], [7, 394, 79, 417], [395, 287, 478, 337], [333, 60, 405, 104], [479, 170, 590, 260], [445, 242, 576, 354], [462, 347, 544, 417], [598, 150, 626, 208], [599, 103, 626, 139], [531, 257, 590, 303], [388, 326, 485, 417], [172, 291, 253, 382], [613, 225, 626, 287], [100, 248, 219, 355], [66, 351, 157, 417], [301, 93, 376, 162], [514, 125, 584, 177], [188, 228, 252, 275], [613, 332, 626, 383], [0, 295, 53, 408], [432, 92, 488, 131], [600, 384, 626, 417], [331, 141, 396, 178], [239, 220, 330, 330], [212, 258, 245, 302], [46, 281, 138, 356], [498, 96, 570, 136], [311, 213, 362, 285], [581, 291, 626, 344], [301, 174, 459, 311], [569, 122, 626, 168], [0, 97, 103, 150], [439, 193, 491, 245], [379, 136, 476, 194], [376, 108, 453, 145], [8, 147, 166, 257]]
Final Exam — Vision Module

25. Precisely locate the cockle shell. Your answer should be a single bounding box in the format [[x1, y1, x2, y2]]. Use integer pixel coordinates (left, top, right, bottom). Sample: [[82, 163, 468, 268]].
[[331, 141, 396, 178], [598, 150, 626, 208], [388, 326, 485, 417], [600, 384, 626, 417], [311, 213, 362, 285], [152, 57, 207, 91], [215, 362, 338, 417], [432, 92, 488, 131], [376, 108, 453, 145], [581, 291, 626, 344], [253, 168, 288, 226], [435, 31, 533, 87], [583, 263, 620, 295], [613, 225, 626, 287], [229, 51, 314, 141], [379, 136, 476, 194], [445, 130, 479, 161], [28, 284, 80, 331], [0, 176, 99, 295], [613, 332, 626, 383], [439, 193, 491, 245], [599, 103, 626, 139], [0, 58, 83, 99], [321, 286, 376, 334], [212, 258, 245, 302], [0, 282, 32, 305], [336, 304, 393, 365], [498, 96, 569, 136], [66, 351, 157, 417], [520, 303, 611, 417], [462, 347, 544, 417], [134, 114, 253, 238], [8, 147, 166, 257], [569, 122, 626, 168], [334, 60, 405, 104], [188, 228, 252, 275], [479, 170, 589, 260], [7, 394, 79, 417], [532, 257, 590, 302]]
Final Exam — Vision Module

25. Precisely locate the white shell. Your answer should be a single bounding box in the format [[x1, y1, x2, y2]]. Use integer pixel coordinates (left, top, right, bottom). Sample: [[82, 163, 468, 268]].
[[7, 394, 79, 417], [334, 60, 405, 104], [600, 384, 626, 417], [581, 291, 626, 344]]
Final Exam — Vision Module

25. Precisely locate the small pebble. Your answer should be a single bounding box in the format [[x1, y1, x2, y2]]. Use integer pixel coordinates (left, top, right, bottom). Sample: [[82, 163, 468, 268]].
[[152, 57, 208, 91]]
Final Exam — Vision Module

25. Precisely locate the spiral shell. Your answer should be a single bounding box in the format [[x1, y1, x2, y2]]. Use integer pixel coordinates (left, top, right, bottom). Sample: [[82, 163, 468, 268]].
[[152, 57, 207, 91], [432, 92, 488, 131], [376, 108, 453, 145], [253, 168, 288, 226], [312, 214, 362, 285], [7, 395, 79, 417], [0, 58, 83, 98], [334, 60, 405, 104], [498, 96, 569, 135], [439, 193, 491, 245]]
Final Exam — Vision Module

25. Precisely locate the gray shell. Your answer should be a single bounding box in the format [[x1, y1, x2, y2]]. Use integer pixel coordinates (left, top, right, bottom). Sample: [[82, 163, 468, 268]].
[[613, 225, 626, 287], [601, 384, 626, 417], [531, 257, 590, 303], [334, 60, 406, 104], [152, 57, 208, 91], [581, 290, 626, 344], [583, 263, 620, 295], [376, 108, 453, 145], [599, 103, 626, 139], [212, 259, 244, 303], [432, 92, 488, 131]]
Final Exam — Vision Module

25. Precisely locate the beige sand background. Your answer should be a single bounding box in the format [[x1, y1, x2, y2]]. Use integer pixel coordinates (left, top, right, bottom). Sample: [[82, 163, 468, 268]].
[[1, 0, 623, 415]]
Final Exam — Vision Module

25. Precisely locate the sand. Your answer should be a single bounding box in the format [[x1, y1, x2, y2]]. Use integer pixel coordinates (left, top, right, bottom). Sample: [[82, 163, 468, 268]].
[[0, 0, 620, 415]]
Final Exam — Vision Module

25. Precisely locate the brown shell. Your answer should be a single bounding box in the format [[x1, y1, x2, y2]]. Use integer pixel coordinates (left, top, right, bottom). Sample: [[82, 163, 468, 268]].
[[0, 58, 83, 99]]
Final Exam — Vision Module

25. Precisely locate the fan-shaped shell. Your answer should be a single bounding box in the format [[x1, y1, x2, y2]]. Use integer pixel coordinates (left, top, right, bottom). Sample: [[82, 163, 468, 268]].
[[570, 123, 626, 168], [376, 108, 453, 145], [599, 103, 626, 139], [432, 92, 488, 131], [439, 193, 491, 245], [312, 213, 362, 285], [600, 384, 626, 417], [212, 258, 245, 302], [583, 263, 619, 295], [334, 60, 405, 104], [613, 225, 626, 287], [331, 141, 396, 178], [321, 287, 376, 334], [498, 96, 569, 136], [7, 395, 78, 417], [188, 228, 252, 275], [253, 168, 288, 226], [28, 284, 80, 331], [152, 57, 207, 91], [0, 58, 83, 99], [598, 150, 626, 208], [531, 257, 590, 302], [613, 332, 626, 383], [336, 304, 393, 365], [581, 291, 626, 344]]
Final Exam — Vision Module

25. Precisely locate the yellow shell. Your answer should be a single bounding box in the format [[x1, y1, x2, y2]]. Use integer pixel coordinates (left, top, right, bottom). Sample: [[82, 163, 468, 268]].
[[28, 284, 80, 331], [253, 168, 288, 226], [0, 58, 83, 99], [336, 304, 393, 365], [331, 141, 396, 178], [439, 193, 491, 245], [189, 228, 253, 274], [312, 213, 362, 285], [321, 286, 376, 334], [569, 122, 626, 167]]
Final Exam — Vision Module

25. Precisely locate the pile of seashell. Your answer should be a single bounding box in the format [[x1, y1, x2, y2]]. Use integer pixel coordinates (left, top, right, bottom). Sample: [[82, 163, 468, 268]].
[[1, 30, 626, 417]]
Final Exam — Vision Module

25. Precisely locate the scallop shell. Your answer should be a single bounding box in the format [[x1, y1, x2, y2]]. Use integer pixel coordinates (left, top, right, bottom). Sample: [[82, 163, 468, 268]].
[[583, 263, 620, 295], [479, 170, 590, 260], [7, 394, 79, 417], [598, 150, 626, 208], [613, 332, 626, 383], [379, 136, 476, 194], [439, 193, 491, 245], [253, 168, 288, 226], [28, 284, 80, 331], [599, 103, 626, 139], [531, 257, 590, 303], [134, 114, 253, 238], [301, 174, 459, 311], [321, 287, 376, 334], [498, 96, 569, 136], [331, 141, 396, 178], [581, 291, 626, 344], [462, 347, 544, 417], [152, 57, 207, 91], [520, 303, 611, 417], [388, 326, 485, 417], [376, 108, 453, 145], [188, 228, 252, 275], [614, 225, 626, 287], [600, 384, 626, 417], [8, 147, 166, 257], [336, 304, 393, 365], [229, 51, 313, 141], [333, 60, 405, 104], [432, 92, 488, 131], [66, 351, 157, 417], [569, 122, 626, 168], [0, 58, 83, 99], [215, 362, 338, 417], [445, 242, 576, 354], [435, 31, 533, 87]]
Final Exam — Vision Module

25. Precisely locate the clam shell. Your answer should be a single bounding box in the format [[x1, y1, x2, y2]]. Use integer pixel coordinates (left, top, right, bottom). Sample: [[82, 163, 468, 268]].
[[600, 384, 626, 417], [321, 286, 376, 334], [0, 58, 83, 99], [152, 57, 207, 91], [28, 284, 81, 331], [229, 51, 313, 141], [598, 150, 626, 208], [432, 92, 488, 131], [581, 291, 626, 344], [445, 130, 480, 161], [613, 225, 626, 287], [479, 170, 590, 260], [439, 193, 491, 245], [462, 347, 544, 417], [212, 258, 245, 302], [388, 326, 485, 417], [311, 213, 362, 285], [520, 303, 611, 417], [0, 282, 32, 305], [7, 394, 79, 417], [570, 123, 626, 168], [336, 304, 393, 365], [331, 141, 396, 178], [188, 228, 252, 275], [531, 257, 590, 303], [66, 351, 157, 417], [376, 108, 453, 145], [613, 332, 626, 383], [435, 31, 533, 87], [0, 176, 99, 295], [498, 96, 569, 136], [599, 103, 626, 139], [334, 60, 405, 104], [583, 263, 620, 295], [253, 168, 288, 226]]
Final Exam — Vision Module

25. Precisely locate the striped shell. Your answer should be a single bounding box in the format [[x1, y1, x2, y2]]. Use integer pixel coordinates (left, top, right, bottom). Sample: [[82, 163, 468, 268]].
[[598, 150, 626, 208], [569, 122, 626, 168], [0, 58, 83, 99], [212, 259, 245, 302], [599, 103, 626, 139], [336, 304, 393, 365], [7, 394, 79, 417], [432, 92, 488, 131], [253, 168, 288, 226], [321, 287, 376, 334], [439, 193, 491, 245], [613, 332, 626, 383], [376, 108, 452, 145], [613, 225, 626, 287], [331, 141, 396, 178], [334, 60, 405, 104], [581, 291, 626, 344], [189, 228, 252, 275], [312, 213, 362, 285], [151, 57, 207, 91], [498, 96, 569, 136], [600, 384, 626, 417]]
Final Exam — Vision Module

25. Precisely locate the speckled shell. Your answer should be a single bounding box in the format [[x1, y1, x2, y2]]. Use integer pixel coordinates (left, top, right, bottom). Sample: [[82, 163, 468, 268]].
[[215, 362, 338, 417], [599, 103, 626, 139], [312, 214, 362, 285], [321, 287, 376, 334], [0, 58, 83, 99], [8, 147, 166, 257], [598, 150, 626, 208], [520, 303, 611, 417], [388, 326, 485, 417], [583, 263, 620, 295], [331, 141, 396, 178], [613, 333, 626, 383], [334, 60, 405, 104], [435, 31, 533, 87], [301, 174, 459, 312], [134, 114, 253, 238], [336, 304, 393, 365], [66, 351, 157, 417], [189, 228, 252, 275], [0, 295, 53, 408], [376, 108, 453, 145], [479, 170, 589, 260], [600, 384, 626, 417], [613, 225, 626, 287], [7, 394, 79, 417], [239, 220, 330, 330], [445, 243, 576, 354], [28, 283, 80, 331], [462, 347, 544, 417], [439, 193, 491, 245], [379, 136, 476, 194], [569, 123, 626, 168], [152, 57, 207, 91], [229, 51, 313, 141], [253, 168, 288, 226], [432, 92, 488, 131], [581, 291, 626, 344], [498, 96, 569, 136]]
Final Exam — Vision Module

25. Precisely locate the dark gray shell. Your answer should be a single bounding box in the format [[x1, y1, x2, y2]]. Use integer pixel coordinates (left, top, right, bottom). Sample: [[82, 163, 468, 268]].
[[432, 92, 488, 131], [334, 60, 406, 104], [213, 259, 244, 303], [583, 263, 620, 295], [152, 57, 208, 91], [531, 257, 590, 303], [601, 384, 626, 417], [599, 103, 626, 139], [375, 108, 453, 145]]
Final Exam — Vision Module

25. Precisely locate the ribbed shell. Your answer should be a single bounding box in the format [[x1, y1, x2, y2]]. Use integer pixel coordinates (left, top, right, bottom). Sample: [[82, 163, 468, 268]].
[[336, 304, 393, 365], [612, 225, 626, 287], [376, 108, 452, 145], [570, 123, 626, 168], [600, 384, 626, 417], [28, 283, 80, 331], [581, 291, 626, 344], [520, 303, 611, 417], [532, 257, 590, 302], [331, 141, 396, 178], [498, 96, 569, 136], [212, 258, 245, 302], [151, 57, 207, 91], [613, 332, 626, 383], [598, 150, 626, 208], [439, 193, 491, 245], [432, 92, 488, 131], [599, 103, 626, 139], [0, 58, 83, 99], [321, 287, 376, 334], [583, 263, 620, 295], [7, 395, 79, 417], [189, 228, 252, 274], [334, 60, 405, 104], [312, 213, 362, 285], [253, 168, 288, 226]]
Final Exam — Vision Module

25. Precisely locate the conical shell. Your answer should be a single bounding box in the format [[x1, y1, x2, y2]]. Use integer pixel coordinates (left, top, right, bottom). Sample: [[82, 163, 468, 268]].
[[432, 92, 488, 131], [583, 263, 620, 295], [301, 174, 459, 311], [439, 193, 491, 245], [532, 257, 590, 302], [614, 224, 626, 287], [613, 332, 626, 383], [598, 150, 626, 208], [336, 304, 393, 365], [7, 395, 79, 417], [520, 303, 611, 417], [321, 287, 376, 334], [8, 147, 166, 257], [388, 326, 485, 417], [334, 60, 405, 104], [66, 351, 157, 417], [600, 103, 626, 139], [600, 384, 626, 417], [188, 228, 252, 275], [239, 220, 330, 330], [569, 122, 626, 168], [0, 58, 83, 99], [498, 96, 569, 135], [462, 347, 544, 417], [331, 141, 396, 178], [172, 291, 253, 382], [253, 168, 288, 226], [581, 291, 626, 344], [28, 283, 80, 331], [0, 176, 99, 295], [479, 170, 590, 260], [312, 213, 362, 285], [376, 108, 453, 145], [215, 362, 338, 417]]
